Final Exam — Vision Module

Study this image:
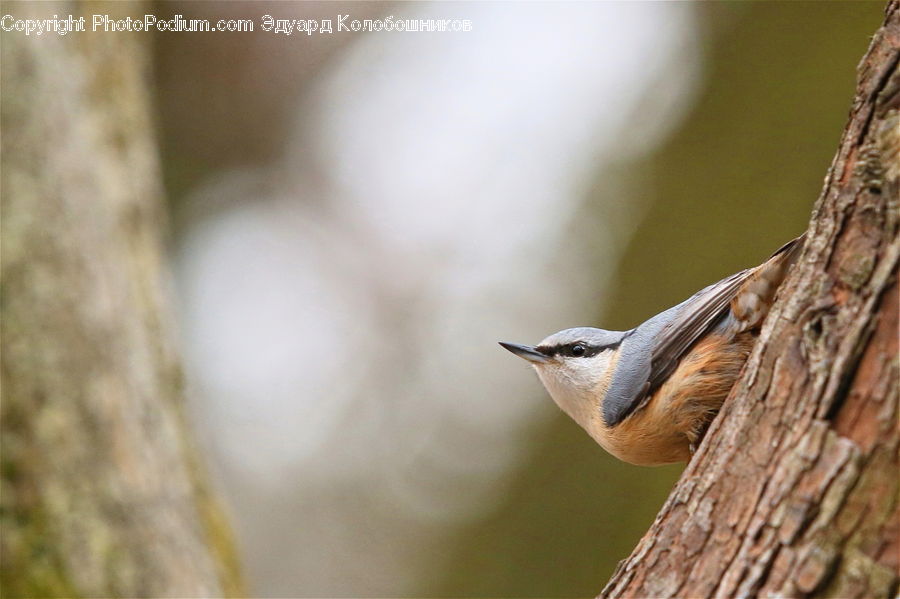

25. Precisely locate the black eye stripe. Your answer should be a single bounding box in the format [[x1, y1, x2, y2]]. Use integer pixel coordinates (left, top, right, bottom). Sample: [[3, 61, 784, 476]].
[[573, 344, 602, 358], [536, 341, 620, 358]]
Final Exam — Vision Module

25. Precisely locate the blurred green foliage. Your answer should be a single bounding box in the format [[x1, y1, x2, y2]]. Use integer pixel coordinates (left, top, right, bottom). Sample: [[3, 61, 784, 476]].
[[430, 3, 883, 596]]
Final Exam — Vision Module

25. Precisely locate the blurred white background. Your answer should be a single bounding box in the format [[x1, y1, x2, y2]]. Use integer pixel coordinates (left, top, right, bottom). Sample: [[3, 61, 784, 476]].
[[170, 2, 701, 595]]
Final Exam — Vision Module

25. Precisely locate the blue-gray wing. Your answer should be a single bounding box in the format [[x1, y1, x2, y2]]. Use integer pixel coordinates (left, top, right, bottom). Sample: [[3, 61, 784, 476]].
[[643, 269, 751, 395], [604, 234, 806, 426], [646, 233, 805, 396], [602, 269, 753, 427]]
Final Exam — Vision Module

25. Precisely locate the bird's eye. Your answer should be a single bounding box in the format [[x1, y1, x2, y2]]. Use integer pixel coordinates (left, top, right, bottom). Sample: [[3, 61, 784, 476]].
[[571, 344, 586, 357]]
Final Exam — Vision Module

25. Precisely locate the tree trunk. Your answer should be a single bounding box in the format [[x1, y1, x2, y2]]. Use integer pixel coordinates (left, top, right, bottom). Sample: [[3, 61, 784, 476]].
[[1, 3, 241, 597], [600, 4, 899, 598]]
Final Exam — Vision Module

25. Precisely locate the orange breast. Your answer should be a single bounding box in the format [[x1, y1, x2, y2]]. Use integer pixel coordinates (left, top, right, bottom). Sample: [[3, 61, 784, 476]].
[[589, 332, 754, 466]]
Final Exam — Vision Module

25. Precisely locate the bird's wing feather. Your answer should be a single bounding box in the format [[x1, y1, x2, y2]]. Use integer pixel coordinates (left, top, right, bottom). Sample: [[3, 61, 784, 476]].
[[604, 235, 806, 427], [644, 269, 751, 396], [641, 233, 805, 409], [602, 270, 751, 427]]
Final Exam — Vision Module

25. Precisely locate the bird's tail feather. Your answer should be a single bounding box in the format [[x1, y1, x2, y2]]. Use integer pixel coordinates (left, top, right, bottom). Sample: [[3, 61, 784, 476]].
[[731, 232, 807, 331]]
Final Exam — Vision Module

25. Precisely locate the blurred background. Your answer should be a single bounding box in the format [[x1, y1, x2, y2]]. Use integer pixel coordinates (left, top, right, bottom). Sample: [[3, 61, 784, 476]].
[[154, 1, 883, 596], [2, 1, 885, 597]]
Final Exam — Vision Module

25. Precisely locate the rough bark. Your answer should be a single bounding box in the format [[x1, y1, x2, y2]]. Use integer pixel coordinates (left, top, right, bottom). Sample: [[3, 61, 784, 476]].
[[600, 5, 900, 599], [0, 3, 241, 597]]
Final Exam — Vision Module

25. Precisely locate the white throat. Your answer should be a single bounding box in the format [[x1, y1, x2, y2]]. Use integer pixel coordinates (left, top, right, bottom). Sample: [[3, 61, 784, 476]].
[[533, 351, 617, 432]]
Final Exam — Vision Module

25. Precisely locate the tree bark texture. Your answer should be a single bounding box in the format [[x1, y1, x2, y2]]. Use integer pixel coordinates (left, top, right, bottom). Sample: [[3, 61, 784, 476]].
[[601, 4, 900, 599], [1, 3, 241, 597]]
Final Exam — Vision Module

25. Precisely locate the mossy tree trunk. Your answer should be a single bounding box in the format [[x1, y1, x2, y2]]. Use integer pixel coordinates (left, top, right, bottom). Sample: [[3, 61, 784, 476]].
[[601, 4, 899, 598], [1, 3, 241, 597]]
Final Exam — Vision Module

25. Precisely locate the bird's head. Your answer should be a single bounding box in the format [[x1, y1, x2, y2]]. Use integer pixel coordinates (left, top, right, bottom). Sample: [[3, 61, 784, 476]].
[[500, 327, 627, 426]]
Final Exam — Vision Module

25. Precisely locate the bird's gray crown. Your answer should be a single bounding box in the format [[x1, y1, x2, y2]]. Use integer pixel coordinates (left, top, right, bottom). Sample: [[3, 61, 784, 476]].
[[536, 327, 628, 357]]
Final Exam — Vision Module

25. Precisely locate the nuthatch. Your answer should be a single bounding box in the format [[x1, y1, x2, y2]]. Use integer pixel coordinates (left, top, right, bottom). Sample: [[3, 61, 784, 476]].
[[500, 235, 805, 466]]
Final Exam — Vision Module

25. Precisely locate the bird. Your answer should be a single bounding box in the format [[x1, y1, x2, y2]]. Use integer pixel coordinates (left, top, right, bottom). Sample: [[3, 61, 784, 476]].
[[499, 234, 805, 466]]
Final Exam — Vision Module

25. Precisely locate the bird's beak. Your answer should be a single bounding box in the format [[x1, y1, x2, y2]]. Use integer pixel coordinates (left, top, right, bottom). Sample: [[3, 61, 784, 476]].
[[499, 341, 550, 364]]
